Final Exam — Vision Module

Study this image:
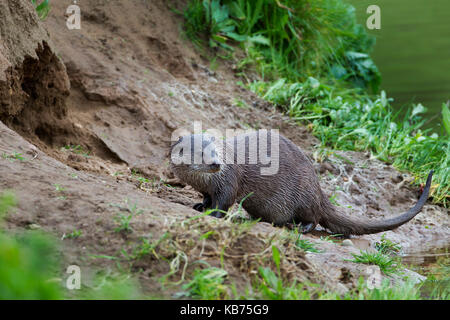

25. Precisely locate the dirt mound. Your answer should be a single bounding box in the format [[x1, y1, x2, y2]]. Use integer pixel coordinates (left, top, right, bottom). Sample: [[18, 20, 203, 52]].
[[0, 0, 69, 143], [0, 0, 126, 174]]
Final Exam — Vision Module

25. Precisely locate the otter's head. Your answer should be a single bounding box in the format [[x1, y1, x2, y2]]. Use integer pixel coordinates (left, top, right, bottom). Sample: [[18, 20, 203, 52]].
[[170, 133, 222, 175]]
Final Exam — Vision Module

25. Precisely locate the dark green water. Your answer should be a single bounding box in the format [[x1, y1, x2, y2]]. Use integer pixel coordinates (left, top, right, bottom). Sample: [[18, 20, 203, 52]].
[[349, 0, 450, 129]]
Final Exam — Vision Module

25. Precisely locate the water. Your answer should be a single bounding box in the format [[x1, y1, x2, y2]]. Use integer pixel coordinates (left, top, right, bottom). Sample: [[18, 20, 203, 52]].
[[402, 246, 449, 276], [349, 0, 450, 130], [402, 245, 449, 298]]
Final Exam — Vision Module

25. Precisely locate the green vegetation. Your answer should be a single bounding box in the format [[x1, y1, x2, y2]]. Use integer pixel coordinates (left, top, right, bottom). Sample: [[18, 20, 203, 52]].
[[0, 192, 61, 299], [112, 200, 144, 234], [293, 232, 322, 253], [1, 152, 25, 162], [31, 0, 50, 20], [183, 0, 380, 90], [342, 278, 422, 300], [61, 145, 90, 158], [375, 234, 401, 255], [178, 267, 229, 299], [0, 230, 62, 299], [255, 245, 314, 299], [62, 229, 82, 240], [0, 191, 15, 219], [182, 0, 449, 207], [349, 250, 402, 276], [443, 102, 450, 136]]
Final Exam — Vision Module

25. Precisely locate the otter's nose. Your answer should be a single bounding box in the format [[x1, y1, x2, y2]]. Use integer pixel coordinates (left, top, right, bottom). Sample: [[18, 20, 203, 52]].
[[210, 162, 220, 171]]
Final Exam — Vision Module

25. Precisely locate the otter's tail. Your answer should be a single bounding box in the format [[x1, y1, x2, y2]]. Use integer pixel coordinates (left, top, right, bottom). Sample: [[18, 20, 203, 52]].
[[320, 170, 433, 236]]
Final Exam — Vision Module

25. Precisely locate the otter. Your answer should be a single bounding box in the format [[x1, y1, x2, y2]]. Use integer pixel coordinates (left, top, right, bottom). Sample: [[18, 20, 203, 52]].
[[170, 130, 433, 236]]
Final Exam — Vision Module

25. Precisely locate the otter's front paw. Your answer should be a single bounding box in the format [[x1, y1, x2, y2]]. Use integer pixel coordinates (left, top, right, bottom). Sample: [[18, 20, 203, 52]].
[[193, 203, 204, 212], [299, 222, 316, 234], [209, 210, 225, 218]]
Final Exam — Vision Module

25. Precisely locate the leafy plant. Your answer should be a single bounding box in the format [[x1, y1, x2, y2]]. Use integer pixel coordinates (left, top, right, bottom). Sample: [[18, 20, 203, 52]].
[[31, 0, 50, 20], [183, 0, 379, 89], [184, 0, 243, 50]]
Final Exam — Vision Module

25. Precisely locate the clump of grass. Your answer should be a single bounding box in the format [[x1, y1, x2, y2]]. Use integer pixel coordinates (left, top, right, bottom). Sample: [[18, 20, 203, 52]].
[[375, 234, 401, 256], [128, 232, 170, 261], [62, 229, 82, 240], [330, 277, 422, 300], [253, 246, 321, 299], [349, 250, 402, 276], [294, 235, 322, 253], [61, 145, 90, 158], [112, 200, 144, 234], [1, 152, 25, 162], [256, 266, 313, 300], [177, 267, 229, 299], [320, 234, 343, 244]]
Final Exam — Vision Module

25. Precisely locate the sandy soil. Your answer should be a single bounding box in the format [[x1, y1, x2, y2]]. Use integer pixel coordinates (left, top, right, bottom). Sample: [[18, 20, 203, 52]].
[[0, 0, 448, 297]]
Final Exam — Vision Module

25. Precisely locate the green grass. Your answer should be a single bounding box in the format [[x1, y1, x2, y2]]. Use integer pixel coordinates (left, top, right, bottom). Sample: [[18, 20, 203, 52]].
[[1, 152, 25, 162], [112, 201, 144, 234], [375, 234, 402, 255], [176, 267, 229, 299], [349, 250, 402, 276], [183, 0, 379, 90], [61, 145, 90, 158], [0, 191, 15, 219], [62, 229, 82, 240], [293, 234, 322, 253]]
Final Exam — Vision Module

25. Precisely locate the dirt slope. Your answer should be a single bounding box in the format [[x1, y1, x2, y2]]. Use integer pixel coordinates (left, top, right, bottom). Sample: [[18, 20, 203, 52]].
[[0, 0, 448, 296]]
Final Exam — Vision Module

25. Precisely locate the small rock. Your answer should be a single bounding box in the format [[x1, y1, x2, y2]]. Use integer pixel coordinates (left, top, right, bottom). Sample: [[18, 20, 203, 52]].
[[341, 239, 354, 247], [28, 223, 41, 230]]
